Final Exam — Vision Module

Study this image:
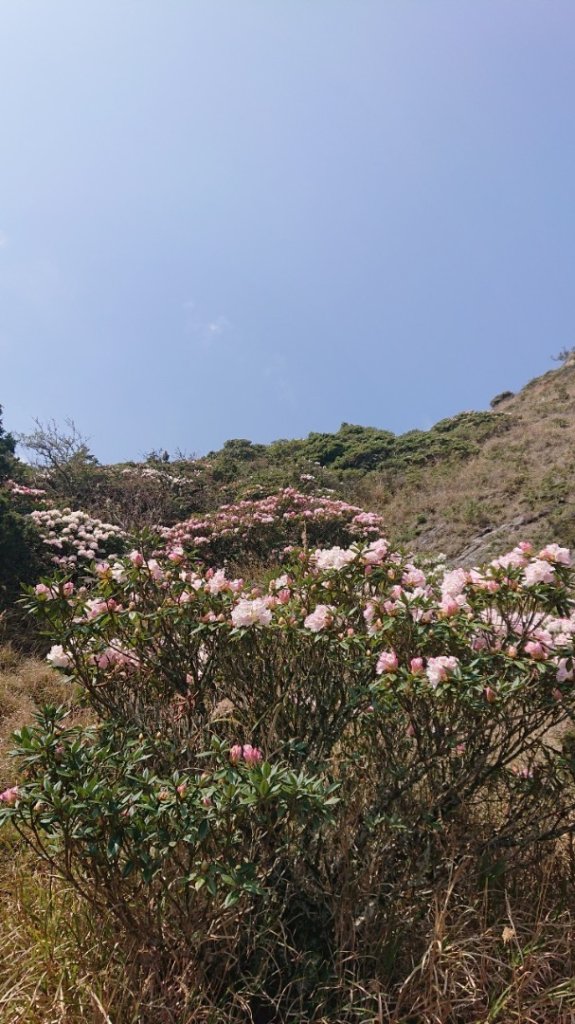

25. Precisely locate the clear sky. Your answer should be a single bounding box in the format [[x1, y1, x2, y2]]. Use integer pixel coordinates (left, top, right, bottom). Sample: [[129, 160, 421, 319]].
[[1, 1, 574, 462]]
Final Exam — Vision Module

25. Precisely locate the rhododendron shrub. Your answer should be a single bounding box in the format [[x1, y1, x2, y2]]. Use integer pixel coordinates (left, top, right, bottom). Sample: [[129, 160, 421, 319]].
[[4, 537, 575, 1020], [160, 487, 386, 566], [29, 506, 126, 571]]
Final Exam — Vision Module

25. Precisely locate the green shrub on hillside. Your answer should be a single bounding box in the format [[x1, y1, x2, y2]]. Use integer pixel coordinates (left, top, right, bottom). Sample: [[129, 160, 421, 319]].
[[0, 493, 47, 613], [0, 405, 18, 484], [0, 408, 49, 616]]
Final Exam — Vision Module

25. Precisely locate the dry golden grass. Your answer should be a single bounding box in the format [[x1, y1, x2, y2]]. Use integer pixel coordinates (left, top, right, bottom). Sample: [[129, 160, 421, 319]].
[[0, 645, 72, 787], [352, 358, 575, 565], [0, 647, 136, 1024]]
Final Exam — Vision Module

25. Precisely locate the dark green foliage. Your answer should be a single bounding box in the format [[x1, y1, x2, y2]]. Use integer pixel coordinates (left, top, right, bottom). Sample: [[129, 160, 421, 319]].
[[300, 423, 396, 470], [0, 405, 17, 484], [490, 390, 515, 408], [0, 492, 47, 611], [0, 406, 47, 616]]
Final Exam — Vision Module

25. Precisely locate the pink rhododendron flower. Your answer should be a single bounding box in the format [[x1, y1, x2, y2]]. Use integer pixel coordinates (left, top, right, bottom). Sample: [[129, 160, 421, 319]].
[[242, 744, 263, 766], [376, 650, 399, 674], [46, 645, 72, 669], [426, 656, 459, 687], [34, 583, 54, 600], [146, 559, 164, 581], [524, 640, 548, 661], [556, 658, 574, 683], [206, 569, 229, 594], [129, 550, 144, 567], [304, 604, 335, 632], [229, 744, 243, 764], [84, 598, 110, 619], [362, 539, 389, 565], [539, 543, 571, 566], [410, 657, 424, 674], [441, 568, 468, 598], [0, 786, 19, 805], [524, 560, 556, 586], [314, 546, 355, 571], [440, 596, 461, 617], [402, 565, 426, 588], [231, 598, 272, 627], [492, 548, 528, 570]]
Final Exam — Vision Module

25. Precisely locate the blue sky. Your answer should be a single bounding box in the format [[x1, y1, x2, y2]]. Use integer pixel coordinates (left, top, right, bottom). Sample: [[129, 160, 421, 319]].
[[1, 1, 574, 462]]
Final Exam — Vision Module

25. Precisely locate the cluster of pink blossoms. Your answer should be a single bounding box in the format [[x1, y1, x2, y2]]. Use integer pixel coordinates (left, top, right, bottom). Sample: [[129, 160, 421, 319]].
[[160, 489, 386, 562], [229, 744, 264, 766], [375, 652, 459, 686], [4, 479, 47, 498], [304, 605, 336, 632], [39, 522, 575, 696], [231, 598, 272, 628]]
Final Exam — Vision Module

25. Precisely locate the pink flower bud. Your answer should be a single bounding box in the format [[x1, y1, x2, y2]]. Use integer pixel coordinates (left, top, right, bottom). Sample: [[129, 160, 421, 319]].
[[242, 744, 263, 766], [484, 686, 497, 704], [229, 744, 243, 764], [440, 596, 460, 617], [410, 657, 424, 674], [129, 550, 144, 567]]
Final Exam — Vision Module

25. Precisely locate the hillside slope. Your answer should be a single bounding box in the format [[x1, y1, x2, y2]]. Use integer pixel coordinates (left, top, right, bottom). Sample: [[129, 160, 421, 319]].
[[189, 355, 575, 564], [11, 356, 575, 568], [368, 356, 575, 563]]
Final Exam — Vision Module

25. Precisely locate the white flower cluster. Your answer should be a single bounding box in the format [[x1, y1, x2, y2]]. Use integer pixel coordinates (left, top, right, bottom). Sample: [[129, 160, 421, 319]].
[[120, 466, 199, 486], [29, 507, 125, 568]]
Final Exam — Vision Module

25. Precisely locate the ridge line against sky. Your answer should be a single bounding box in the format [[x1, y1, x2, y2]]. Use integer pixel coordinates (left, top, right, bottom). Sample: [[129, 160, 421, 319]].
[[1, 0, 574, 462]]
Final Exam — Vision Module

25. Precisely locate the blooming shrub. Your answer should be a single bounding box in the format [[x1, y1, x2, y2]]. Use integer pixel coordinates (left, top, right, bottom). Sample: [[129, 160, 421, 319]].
[[28, 507, 125, 570], [161, 487, 386, 566], [3, 535, 575, 1020]]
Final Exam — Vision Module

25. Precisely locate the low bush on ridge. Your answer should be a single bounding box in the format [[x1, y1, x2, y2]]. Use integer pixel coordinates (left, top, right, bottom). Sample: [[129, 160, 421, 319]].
[[161, 486, 385, 566], [2, 534, 575, 1020]]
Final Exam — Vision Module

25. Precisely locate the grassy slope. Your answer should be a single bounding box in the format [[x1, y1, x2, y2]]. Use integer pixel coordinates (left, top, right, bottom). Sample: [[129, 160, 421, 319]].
[[183, 355, 575, 565], [372, 356, 575, 563]]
